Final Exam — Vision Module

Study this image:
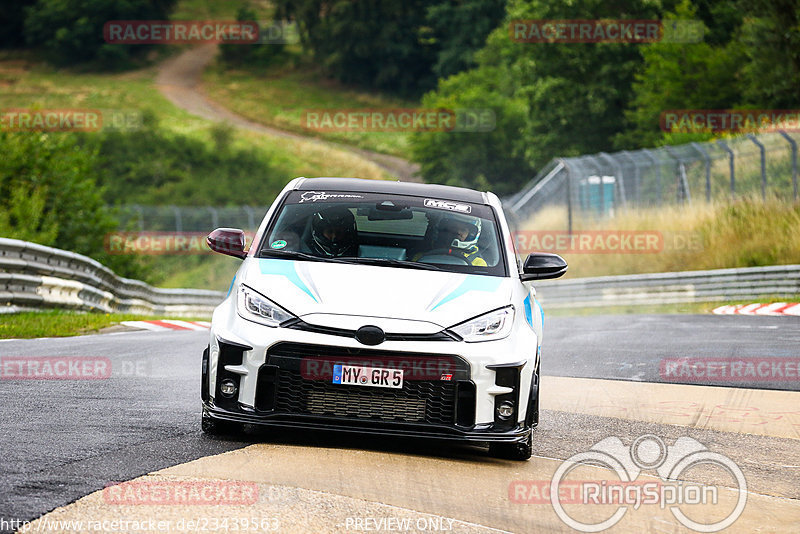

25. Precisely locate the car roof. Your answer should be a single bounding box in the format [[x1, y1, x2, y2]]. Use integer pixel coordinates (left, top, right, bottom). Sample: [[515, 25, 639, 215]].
[[295, 177, 487, 204]]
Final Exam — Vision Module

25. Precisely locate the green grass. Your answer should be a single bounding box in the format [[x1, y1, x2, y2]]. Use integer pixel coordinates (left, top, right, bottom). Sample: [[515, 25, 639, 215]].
[[203, 59, 416, 158], [151, 254, 240, 291], [0, 310, 207, 339]]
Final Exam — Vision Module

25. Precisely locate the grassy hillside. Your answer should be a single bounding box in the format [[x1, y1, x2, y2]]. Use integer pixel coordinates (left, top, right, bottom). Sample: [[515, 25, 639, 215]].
[[0, 53, 388, 184], [203, 59, 415, 158]]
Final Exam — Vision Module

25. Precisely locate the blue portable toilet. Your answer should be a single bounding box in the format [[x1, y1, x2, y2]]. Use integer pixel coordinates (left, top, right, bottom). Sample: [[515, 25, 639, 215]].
[[578, 175, 616, 216]]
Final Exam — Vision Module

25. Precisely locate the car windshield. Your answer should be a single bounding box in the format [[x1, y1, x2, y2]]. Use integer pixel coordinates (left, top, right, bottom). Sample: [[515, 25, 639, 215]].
[[258, 190, 507, 276]]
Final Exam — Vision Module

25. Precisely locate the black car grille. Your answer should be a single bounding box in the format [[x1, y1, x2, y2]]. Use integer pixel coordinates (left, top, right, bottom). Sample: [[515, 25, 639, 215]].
[[259, 343, 473, 427], [275, 368, 455, 424]]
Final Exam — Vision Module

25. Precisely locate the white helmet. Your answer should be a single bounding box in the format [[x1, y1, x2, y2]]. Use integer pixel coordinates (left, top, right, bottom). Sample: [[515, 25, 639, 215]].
[[437, 214, 481, 250]]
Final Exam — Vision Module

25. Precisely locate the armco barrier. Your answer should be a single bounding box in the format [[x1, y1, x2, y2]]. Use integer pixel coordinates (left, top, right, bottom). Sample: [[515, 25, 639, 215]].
[[533, 264, 800, 308], [0, 238, 224, 316]]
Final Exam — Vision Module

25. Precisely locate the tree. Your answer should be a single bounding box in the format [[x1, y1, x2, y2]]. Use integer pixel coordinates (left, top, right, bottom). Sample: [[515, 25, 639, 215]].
[[426, 0, 507, 79], [410, 66, 531, 195], [737, 0, 800, 108], [411, 0, 666, 189], [23, 0, 176, 66], [0, 0, 37, 48], [0, 132, 148, 277], [615, 0, 745, 148], [275, 0, 506, 96]]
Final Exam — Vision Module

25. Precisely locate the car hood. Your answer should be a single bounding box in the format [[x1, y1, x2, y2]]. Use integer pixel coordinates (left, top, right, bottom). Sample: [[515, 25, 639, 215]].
[[238, 258, 513, 332]]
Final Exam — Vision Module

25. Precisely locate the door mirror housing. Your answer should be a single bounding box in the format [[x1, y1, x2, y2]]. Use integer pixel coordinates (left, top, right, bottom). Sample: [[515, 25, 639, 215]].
[[207, 228, 247, 259], [520, 253, 567, 281]]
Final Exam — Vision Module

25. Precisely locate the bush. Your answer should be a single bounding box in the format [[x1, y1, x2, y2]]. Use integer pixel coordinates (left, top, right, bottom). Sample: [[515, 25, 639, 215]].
[[81, 114, 290, 206], [0, 132, 150, 278]]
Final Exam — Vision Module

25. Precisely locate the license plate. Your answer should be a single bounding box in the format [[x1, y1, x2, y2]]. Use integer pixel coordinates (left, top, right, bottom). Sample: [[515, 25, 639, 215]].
[[332, 364, 403, 389]]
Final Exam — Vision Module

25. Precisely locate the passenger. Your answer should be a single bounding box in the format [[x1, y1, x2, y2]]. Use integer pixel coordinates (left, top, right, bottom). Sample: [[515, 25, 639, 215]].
[[417, 214, 486, 266]]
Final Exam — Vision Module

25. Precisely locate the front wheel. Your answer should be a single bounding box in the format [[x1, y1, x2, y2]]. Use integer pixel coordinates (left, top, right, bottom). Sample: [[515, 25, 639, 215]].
[[489, 430, 533, 461]]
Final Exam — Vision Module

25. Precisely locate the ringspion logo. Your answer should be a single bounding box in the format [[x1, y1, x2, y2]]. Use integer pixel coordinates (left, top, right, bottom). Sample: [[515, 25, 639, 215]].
[[519, 434, 747, 532]]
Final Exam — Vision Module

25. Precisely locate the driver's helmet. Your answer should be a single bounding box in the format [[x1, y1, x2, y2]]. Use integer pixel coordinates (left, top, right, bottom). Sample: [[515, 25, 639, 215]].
[[436, 214, 481, 250], [310, 205, 357, 257]]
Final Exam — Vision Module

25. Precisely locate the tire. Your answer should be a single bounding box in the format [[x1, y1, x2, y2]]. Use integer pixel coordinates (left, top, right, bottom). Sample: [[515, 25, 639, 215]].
[[201, 408, 241, 436], [489, 430, 533, 461]]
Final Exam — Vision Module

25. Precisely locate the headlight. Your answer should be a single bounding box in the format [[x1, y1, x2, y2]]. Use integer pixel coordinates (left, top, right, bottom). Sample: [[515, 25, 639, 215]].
[[449, 306, 514, 342], [236, 284, 295, 327]]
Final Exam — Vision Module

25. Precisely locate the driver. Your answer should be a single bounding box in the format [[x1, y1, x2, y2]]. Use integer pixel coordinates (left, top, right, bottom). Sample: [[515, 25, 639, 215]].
[[307, 205, 358, 257], [417, 214, 487, 266]]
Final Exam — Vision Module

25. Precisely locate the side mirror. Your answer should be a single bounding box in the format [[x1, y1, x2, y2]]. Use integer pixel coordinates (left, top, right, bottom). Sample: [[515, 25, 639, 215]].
[[520, 252, 567, 281], [207, 228, 247, 259]]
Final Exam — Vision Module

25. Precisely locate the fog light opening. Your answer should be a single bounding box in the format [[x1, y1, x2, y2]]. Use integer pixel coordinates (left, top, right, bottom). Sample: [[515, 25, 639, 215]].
[[220, 379, 237, 397], [497, 401, 514, 420]]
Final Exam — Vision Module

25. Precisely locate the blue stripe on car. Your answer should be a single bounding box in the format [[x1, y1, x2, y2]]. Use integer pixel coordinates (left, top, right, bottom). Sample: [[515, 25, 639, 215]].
[[258, 258, 320, 302], [430, 276, 502, 311], [523, 294, 533, 328]]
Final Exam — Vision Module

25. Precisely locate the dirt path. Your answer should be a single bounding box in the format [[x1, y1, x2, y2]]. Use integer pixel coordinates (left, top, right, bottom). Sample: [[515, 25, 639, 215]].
[[155, 44, 421, 182]]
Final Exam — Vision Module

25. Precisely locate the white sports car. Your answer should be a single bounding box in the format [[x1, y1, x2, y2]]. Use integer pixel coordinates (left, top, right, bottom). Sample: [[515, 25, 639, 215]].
[[202, 177, 567, 460]]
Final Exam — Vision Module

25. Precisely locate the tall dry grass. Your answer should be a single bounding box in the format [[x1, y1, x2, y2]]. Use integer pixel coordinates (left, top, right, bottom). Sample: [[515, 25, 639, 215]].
[[517, 196, 800, 278]]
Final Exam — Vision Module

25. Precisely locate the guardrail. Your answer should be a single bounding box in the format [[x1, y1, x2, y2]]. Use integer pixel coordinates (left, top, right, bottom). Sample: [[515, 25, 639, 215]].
[[0, 238, 225, 316], [3, 238, 797, 314], [533, 264, 800, 308]]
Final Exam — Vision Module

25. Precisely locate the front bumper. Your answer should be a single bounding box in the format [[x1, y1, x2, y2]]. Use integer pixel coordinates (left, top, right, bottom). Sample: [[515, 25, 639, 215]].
[[203, 400, 531, 443], [206, 296, 539, 444]]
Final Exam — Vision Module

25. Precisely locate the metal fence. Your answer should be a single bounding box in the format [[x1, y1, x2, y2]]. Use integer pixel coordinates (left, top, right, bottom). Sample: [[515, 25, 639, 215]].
[[504, 130, 800, 230]]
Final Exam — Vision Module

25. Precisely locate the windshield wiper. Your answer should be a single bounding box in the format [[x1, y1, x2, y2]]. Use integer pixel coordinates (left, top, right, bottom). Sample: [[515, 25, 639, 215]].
[[258, 249, 349, 263], [342, 257, 444, 271]]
